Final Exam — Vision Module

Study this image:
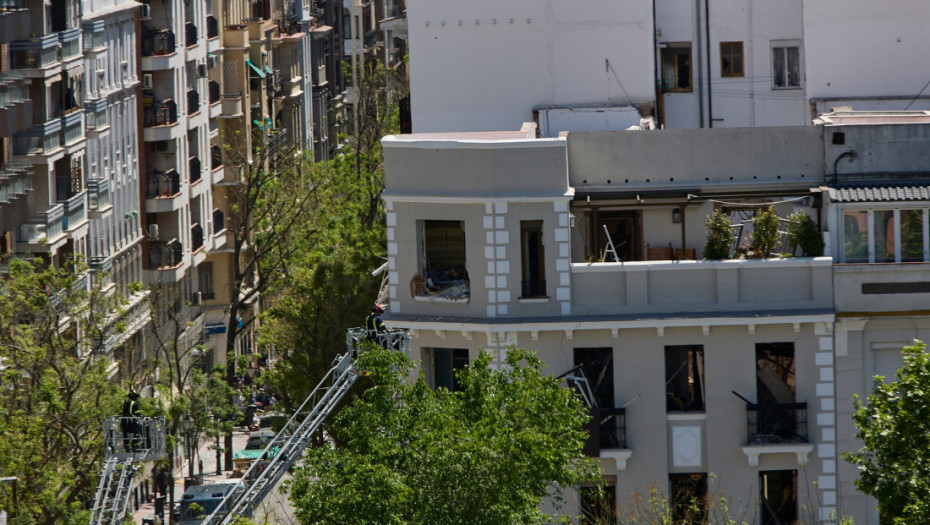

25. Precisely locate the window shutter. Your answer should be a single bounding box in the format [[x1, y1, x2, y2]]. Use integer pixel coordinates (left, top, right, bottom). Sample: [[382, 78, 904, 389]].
[[872, 348, 905, 387]]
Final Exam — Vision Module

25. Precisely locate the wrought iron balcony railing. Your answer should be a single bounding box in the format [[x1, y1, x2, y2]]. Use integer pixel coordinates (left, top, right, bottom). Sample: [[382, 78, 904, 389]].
[[746, 402, 808, 444]]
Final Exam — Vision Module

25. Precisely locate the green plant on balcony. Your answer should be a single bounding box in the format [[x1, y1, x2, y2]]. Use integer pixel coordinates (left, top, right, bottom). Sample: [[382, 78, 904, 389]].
[[750, 205, 780, 258], [703, 210, 733, 260], [786, 210, 824, 257]]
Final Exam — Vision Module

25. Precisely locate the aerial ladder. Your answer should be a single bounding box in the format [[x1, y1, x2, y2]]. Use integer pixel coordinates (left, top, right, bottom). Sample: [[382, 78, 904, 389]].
[[89, 416, 166, 525], [202, 327, 410, 524]]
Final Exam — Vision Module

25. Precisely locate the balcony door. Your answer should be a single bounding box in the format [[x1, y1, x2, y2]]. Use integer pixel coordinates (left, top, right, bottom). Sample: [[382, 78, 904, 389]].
[[756, 343, 795, 405], [592, 210, 641, 262]]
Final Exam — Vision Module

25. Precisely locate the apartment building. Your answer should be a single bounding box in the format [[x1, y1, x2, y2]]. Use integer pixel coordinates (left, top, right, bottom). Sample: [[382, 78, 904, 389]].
[[406, 0, 930, 133], [380, 113, 930, 524]]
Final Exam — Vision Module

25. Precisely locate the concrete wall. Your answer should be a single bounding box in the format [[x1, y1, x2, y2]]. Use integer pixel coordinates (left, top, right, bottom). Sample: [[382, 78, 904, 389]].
[[406, 0, 655, 133], [822, 122, 930, 179], [407, 322, 830, 523], [567, 127, 824, 191], [804, 1, 930, 111], [382, 137, 569, 197]]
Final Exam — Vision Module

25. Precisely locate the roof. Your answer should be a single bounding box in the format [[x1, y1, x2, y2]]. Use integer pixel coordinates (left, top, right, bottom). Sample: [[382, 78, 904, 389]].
[[829, 185, 930, 203]]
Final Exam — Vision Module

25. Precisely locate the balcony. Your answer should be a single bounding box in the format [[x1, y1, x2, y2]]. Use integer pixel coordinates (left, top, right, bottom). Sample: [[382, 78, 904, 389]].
[[148, 238, 183, 268], [0, 163, 33, 204], [142, 29, 176, 57], [570, 257, 833, 319], [213, 208, 225, 233], [10, 34, 60, 72], [87, 178, 112, 216], [143, 99, 182, 141], [207, 15, 219, 38], [187, 89, 200, 115], [0, 0, 29, 42], [62, 190, 87, 231], [191, 223, 204, 252], [185, 22, 198, 47], [746, 402, 808, 445], [584, 407, 632, 471], [17, 204, 65, 251], [211, 145, 224, 171], [146, 169, 181, 199], [0, 70, 33, 135], [61, 109, 84, 147], [12, 118, 62, 158], [58, 27, 82, 65], [189, 156, 202, 184]]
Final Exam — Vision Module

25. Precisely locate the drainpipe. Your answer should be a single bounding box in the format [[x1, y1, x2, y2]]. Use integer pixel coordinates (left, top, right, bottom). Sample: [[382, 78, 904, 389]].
[[705, 0, 713, 127], [695, 0, 704, 127], [652, 0, 660, 124]]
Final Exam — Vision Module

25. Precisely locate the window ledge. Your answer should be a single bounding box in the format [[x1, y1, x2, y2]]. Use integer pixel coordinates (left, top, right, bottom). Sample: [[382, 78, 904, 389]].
[[414, 295, 469, 304], [741, 443, 813, 467], [600, 449, 633, 471], [666, 412, 706, 421], [517, 296, 549, 304]]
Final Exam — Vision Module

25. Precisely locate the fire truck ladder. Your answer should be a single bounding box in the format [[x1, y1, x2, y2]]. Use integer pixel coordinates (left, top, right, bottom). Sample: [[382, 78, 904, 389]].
[[203, 327, 410, 525], [89, 416, 167, 525]]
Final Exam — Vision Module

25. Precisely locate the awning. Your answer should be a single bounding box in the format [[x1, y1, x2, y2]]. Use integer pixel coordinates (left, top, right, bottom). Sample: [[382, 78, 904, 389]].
[[245, 59, 266, 79], [829, 185, 930, 203], [264, 65, 274, 75]]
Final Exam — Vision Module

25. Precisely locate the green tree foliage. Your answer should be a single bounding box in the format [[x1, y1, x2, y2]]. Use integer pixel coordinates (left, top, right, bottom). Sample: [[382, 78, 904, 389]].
[[0, 258, 126, 523], [287, 346, 601, 525], [846, 341, 930, 523], [786, 210, 824, 257], [703, 210, 734, 260], [749, 205, 780, 258]]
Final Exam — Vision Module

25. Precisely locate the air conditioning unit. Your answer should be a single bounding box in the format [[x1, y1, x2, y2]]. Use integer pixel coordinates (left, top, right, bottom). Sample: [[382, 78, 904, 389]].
[[191, 291, 202, 305], [197, 64, 208, 78], [140, 4, 151, 20], [207, 55, 219, 69], [147, 223, 159, 239], [142, 73, 154, 90]]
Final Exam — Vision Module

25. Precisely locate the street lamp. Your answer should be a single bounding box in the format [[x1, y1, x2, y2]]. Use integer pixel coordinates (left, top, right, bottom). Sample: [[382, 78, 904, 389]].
[[182, 415, 194, 479]]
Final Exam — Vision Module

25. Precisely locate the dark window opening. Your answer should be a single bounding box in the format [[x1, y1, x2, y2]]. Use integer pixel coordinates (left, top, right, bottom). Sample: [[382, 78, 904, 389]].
[[665, 345, 705, 412], [520, 220, 546, 298], [579, 484, 617, 525], [431, 348, 468, 392], [662, 44, 692, 92], [418, 220, 468, 298], [773, 46, 801, 88], [670, 473, 708, 524], [573, 348, 615, 409], [756, 343, 795, 405], [591, 210, 641, 262], [199, 262, 214, 300], [760, 470, 797, 525]]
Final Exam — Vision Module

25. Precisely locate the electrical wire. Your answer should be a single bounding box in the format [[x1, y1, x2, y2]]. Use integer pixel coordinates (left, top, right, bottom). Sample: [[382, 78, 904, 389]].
[[605, 58, 633, 106], [696, 195, 809, 207]]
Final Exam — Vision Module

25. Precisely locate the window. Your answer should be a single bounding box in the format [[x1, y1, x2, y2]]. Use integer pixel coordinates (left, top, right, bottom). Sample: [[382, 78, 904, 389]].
[[842, 208, 929, 263], [760, 470, 797, 525], [872, 344, 906, 387], [662, 44, 692, 92], [417, 220, 468, 298], [669, 473, 708, 524], [199, 262, 214, 299], [756, 343, 795, 404], [772, 43, 801, 88], [520, 221, 546, 297], [425, 348, 468, 391], [665, 345, 705, 412], [582, 210, 640, 262], [573, 348, 615, 409], [579, 484, 617, 525], [720, 41, 743, 77]]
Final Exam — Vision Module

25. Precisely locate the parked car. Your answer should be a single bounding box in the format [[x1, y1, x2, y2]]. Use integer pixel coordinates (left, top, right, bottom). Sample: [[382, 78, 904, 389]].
[[176, 483, 237, 524]]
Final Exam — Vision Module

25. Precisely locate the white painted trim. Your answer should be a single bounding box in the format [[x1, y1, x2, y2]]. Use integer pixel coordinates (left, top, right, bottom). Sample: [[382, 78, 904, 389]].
[[382, 192, 574, 204], [571, 256, 834, 273], [382, 136, 565, 149], [741, 443, 814, 467], [413, 295, 470, 304], [517, 297, 550, 304], [384, 314, 836, 334], [600, 449, 633, 471]]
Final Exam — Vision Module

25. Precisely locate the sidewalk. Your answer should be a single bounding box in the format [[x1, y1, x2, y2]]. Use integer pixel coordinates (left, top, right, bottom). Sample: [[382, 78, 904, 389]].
[[131, 429, 250, 524]]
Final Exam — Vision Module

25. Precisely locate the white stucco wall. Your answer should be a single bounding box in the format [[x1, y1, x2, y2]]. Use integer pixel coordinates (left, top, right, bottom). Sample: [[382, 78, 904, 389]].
[[406, 0, 655, 133], [804, 0, 930, 112]]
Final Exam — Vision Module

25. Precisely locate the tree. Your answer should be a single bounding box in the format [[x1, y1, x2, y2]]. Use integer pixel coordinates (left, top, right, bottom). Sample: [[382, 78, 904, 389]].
[[845, 341, 930, 523], [749, 205, 781, 258], [287, 346, 602, 525], [703, 210, 733, 260], [0, 258, 126, 523]]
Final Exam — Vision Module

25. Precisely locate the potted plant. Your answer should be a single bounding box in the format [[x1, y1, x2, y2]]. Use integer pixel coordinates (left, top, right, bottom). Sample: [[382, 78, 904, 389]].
[[750, 206, 780, 258], [704, 210, 734, 260], [786, 210, 824, 257]]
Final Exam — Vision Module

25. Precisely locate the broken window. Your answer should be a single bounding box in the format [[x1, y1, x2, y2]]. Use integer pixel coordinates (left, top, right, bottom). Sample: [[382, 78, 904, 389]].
[[579, 483, 617, 525], [662, 44, 692, 92], [772, 43, 800, 88], [760, 470, 798, 525], [573, 348, 615, 408], [424, 348, 469, 392], [417, 220, 469, 298], [520, 220, 546, 298], [665, 345, 705, 412], [720, 41, 743, 77], [670, 473, 708, 524], [756, 343, 795, 405]]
